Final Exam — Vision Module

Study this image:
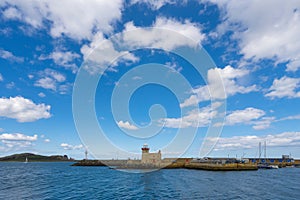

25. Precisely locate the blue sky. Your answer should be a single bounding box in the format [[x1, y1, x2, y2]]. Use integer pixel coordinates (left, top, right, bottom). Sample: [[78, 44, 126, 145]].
[[0, 0, 300, 159]]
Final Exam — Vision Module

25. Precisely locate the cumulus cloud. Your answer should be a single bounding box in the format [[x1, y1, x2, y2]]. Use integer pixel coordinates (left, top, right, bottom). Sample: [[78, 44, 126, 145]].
[[39, 50, 80, 73], [34, 68, 71, 94], [0, 133, 37, 141], [226, 107, 265, 126], [180, 65, 257, 107], [117, 120, 139, 130], [0, 96, 51, 122], [211, 0, 300, 72], [81, 32, 139, 74], [2, 6, 22, 20], [130, 0, 176, 10], [81, 17, 204, 74], [213, 108, 300, 130], [0, 133, 38, 151], [122, 17, 205, 50], [216, 107, 275, 130], [251, 117, 275, 130], [0, 0, 123, 41], [1, 140, 33, 150], [58, 83, 73, 95], [161, 104, 219, 128], [43, 68, 66, 82], [35, 77, 57, 91], [60, 143, 83, 150], [265, 76, 300, 99], [0, 48, 23, 62], [210, 132, 300, 151]]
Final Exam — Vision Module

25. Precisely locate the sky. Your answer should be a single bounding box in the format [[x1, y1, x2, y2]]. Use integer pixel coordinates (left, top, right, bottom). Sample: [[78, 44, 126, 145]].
[[0, 0, 300, 159]]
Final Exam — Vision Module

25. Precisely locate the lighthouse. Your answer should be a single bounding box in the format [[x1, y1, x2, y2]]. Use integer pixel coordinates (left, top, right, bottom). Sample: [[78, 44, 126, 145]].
[[141, 144, 150, 153], [141, 144, 161, 164]]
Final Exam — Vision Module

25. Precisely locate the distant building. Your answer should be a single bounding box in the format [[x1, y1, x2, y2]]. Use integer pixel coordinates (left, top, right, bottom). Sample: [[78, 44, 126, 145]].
[[141, 144, 161, 164], [248, 155, 294, 166]]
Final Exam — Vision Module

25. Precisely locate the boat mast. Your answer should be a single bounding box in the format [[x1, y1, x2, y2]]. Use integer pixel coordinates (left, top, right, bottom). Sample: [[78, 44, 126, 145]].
[[259, 142, 261, 161], [264, 141, 267, 159], [85, 149, 88, 160]]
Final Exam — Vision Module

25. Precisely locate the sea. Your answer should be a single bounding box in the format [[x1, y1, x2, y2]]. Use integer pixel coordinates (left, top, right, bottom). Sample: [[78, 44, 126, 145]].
[[0, 162, 299, 200]]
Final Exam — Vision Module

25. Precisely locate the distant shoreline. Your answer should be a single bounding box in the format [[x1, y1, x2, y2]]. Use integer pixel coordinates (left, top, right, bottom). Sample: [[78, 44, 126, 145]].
[[0, 153, 75, 162]]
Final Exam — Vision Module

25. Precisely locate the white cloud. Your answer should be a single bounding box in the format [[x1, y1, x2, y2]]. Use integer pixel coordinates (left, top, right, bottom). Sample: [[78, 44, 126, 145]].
[[117, 120, 139, 130], [2, 6, 22, 20], [226, 107, 265, 126], [81, 32, 139, 74], [58, 83, 73, 95], [208, 66, 257, 98], [60, 143, 83, 150], [34, 69, 70, 93], [0, 27, 12, 36], [81, 17, 204, 74], [180, 94, 200, 108], [279, 114, 300, 121], [35, 77, 57, 90], [130, 0, 176, 10], [265, 76, 300, 99], [44, 139, 50, 143], [6, 82, 15, 89], [222, 107, 276, 130], [252, 117, 275, 130], [38, 92, 46, 98], [0, 48, 23, 62], [0, 96, 51, 122], [180, 65, 257, 107], [214, 109, 300, 130], [0, 133, 37, 141], [0, 133, 38, 151], [43, 68, 66, 82], [1, 140, 33, 150], [0, 0, 123, 41], [122, 17, 205, 50], [211, 0, 300, 72], [0, 73, 3, 81], [211, 132, 300, 151], [165, 62, 183, 73], [161, 104, 218, 128], [39, 50, 80, 73]]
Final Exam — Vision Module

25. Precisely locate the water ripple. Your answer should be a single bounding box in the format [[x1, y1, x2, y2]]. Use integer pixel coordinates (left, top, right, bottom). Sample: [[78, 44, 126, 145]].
[[0, 162, 299, 199]]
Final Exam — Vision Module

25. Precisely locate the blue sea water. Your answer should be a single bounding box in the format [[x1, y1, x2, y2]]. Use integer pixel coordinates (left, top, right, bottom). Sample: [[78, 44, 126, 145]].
[[0, 162, 299, 200]]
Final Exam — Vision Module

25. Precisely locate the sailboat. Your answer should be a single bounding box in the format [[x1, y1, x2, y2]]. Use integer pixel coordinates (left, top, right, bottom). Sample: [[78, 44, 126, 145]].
[[24, 157, 28, 163], [257, 141, 278, 169]]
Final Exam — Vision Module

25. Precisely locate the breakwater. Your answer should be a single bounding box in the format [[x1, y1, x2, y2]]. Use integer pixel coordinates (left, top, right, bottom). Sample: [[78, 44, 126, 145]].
[[72, 159, 258, 171]]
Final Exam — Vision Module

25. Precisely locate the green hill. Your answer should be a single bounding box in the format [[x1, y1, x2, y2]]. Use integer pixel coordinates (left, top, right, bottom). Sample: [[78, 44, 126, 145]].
[[0, 153, 75, 162]]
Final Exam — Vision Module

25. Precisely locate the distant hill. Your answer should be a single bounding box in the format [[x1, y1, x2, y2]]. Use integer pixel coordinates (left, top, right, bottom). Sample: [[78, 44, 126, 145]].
[[0, 153, 75, 162]]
